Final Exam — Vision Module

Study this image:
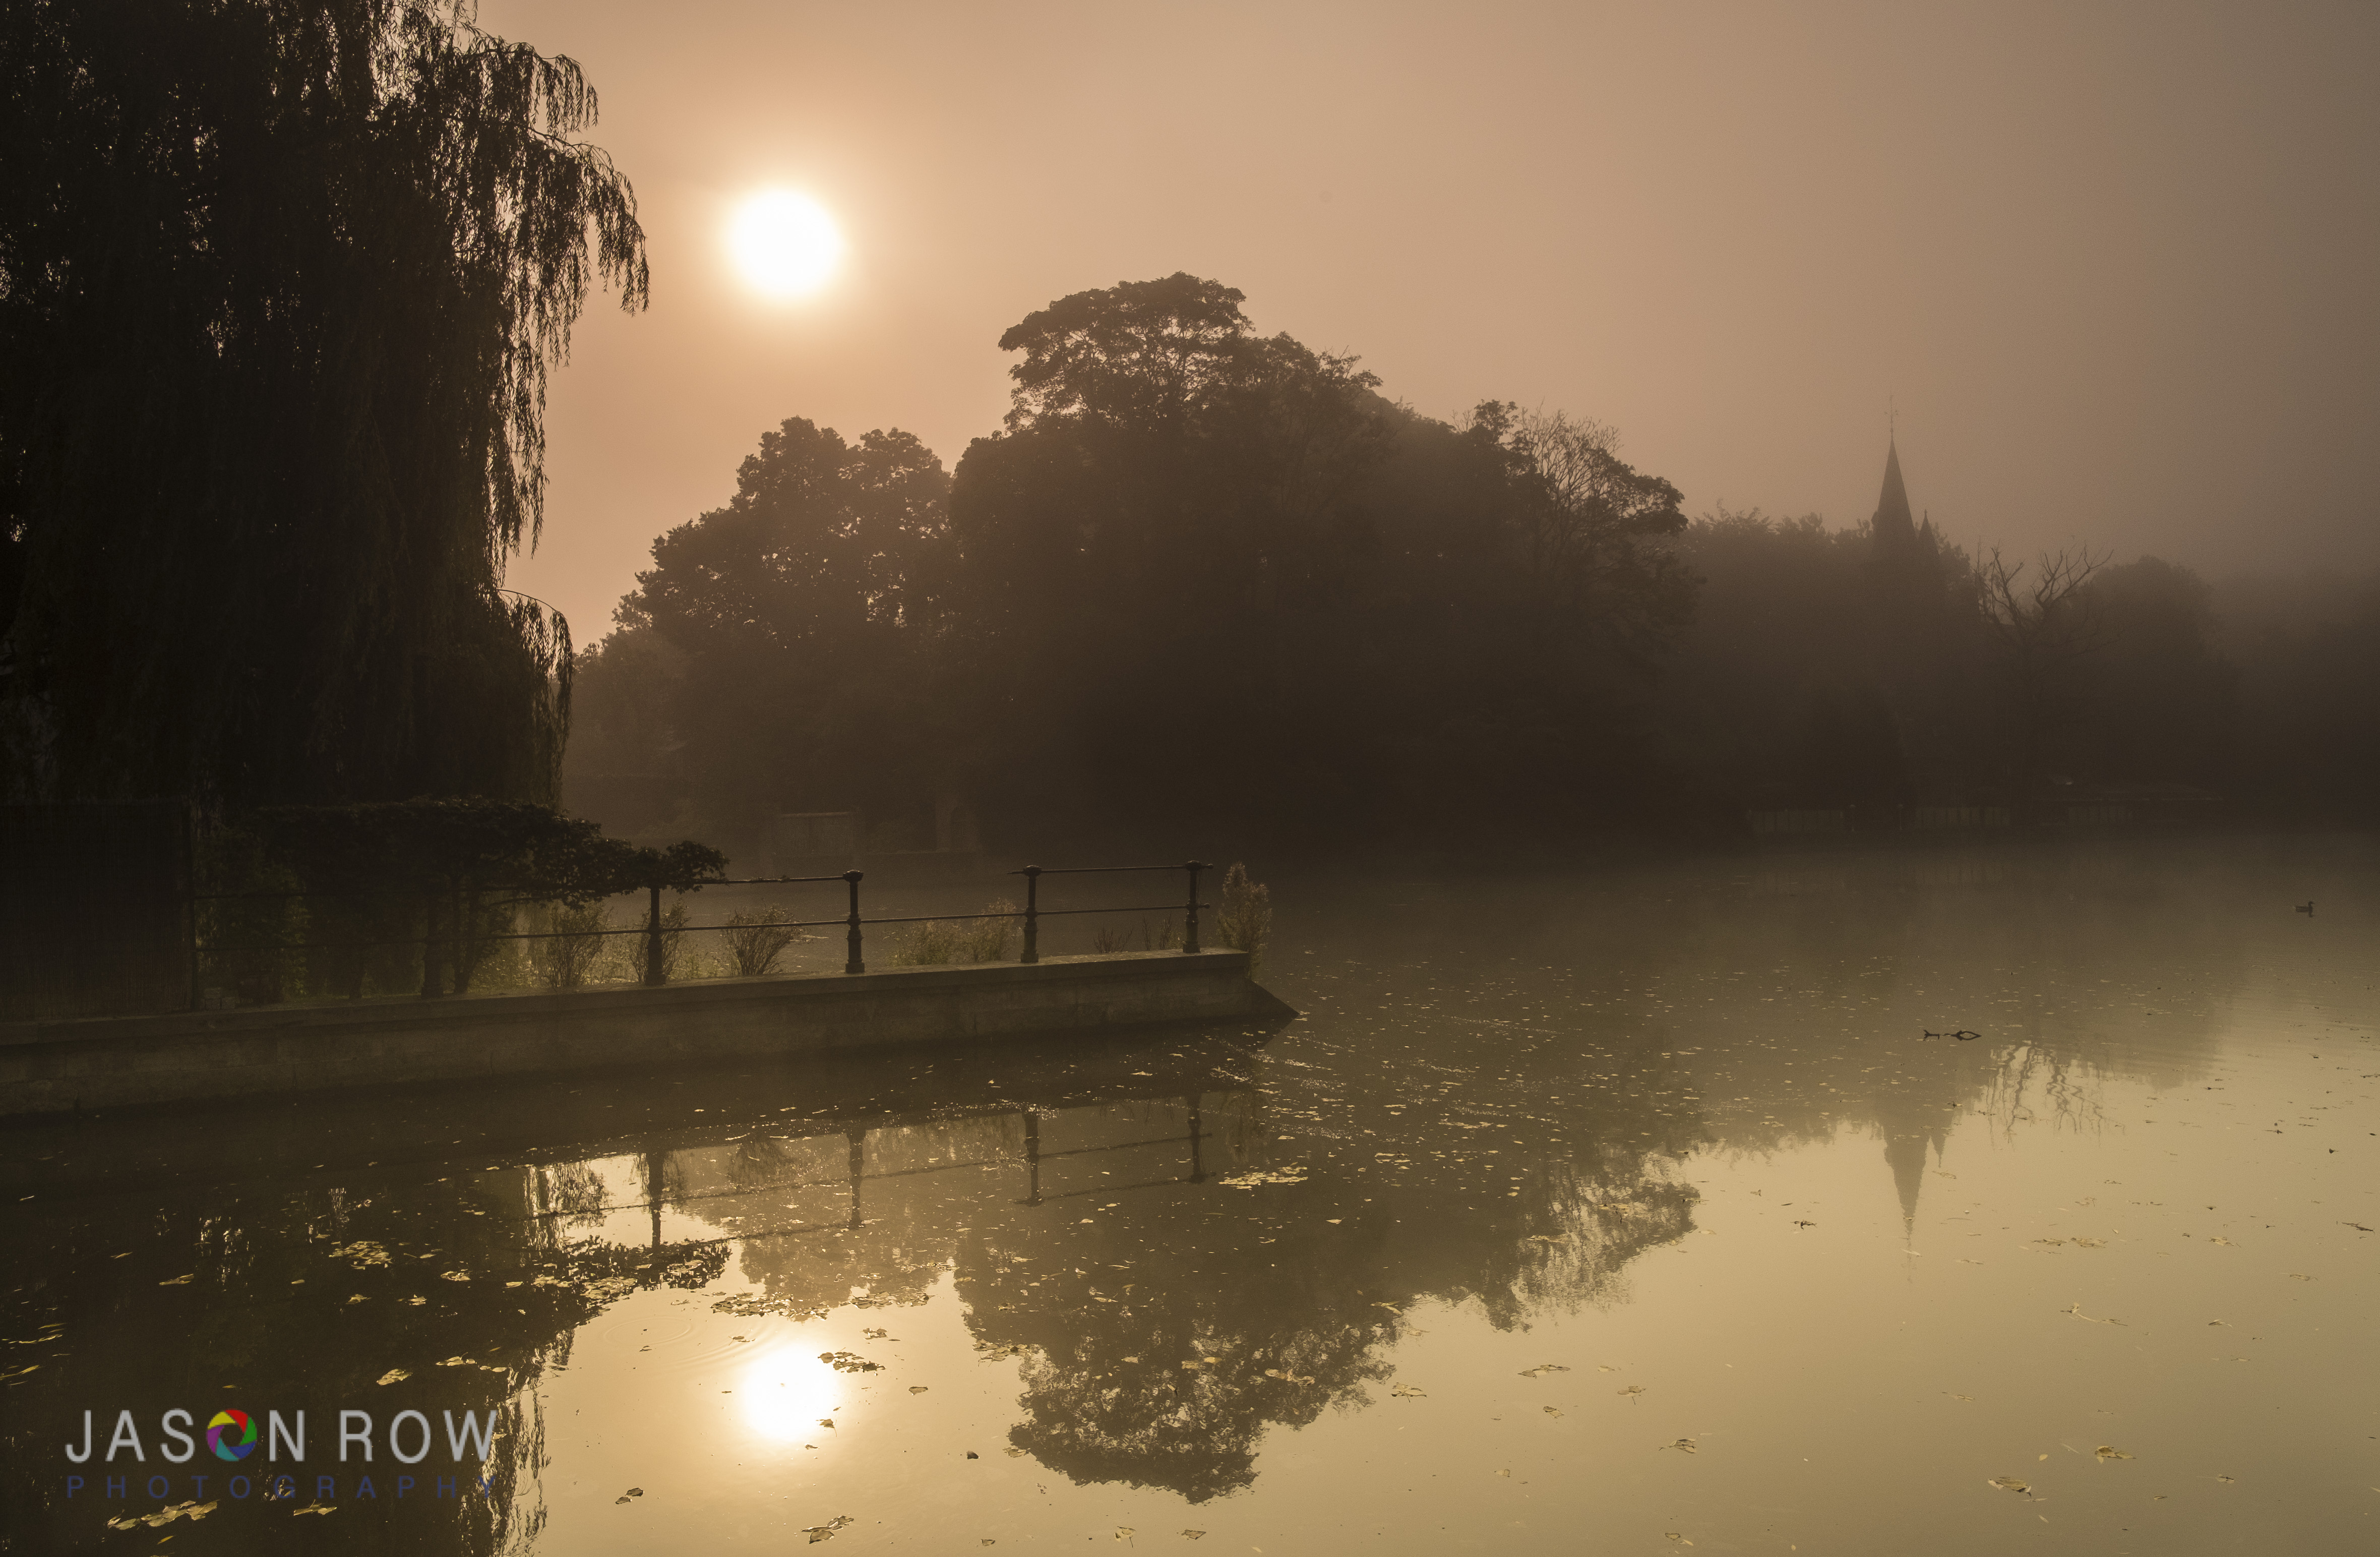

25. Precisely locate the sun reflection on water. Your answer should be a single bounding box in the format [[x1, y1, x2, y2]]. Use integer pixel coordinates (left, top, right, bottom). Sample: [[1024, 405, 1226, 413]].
[[739, 1345, 843, 1443]]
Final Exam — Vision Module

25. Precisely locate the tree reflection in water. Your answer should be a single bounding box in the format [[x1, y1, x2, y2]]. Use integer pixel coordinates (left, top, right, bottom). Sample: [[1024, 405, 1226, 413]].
[[5, 841, 2276, 1548]]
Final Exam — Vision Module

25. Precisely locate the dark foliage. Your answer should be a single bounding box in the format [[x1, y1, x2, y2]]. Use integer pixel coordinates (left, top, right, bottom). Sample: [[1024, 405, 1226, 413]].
[[0, 0, 643, 808]]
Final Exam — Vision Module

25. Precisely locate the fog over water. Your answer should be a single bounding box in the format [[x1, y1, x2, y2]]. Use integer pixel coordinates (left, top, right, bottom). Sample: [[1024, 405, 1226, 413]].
[[8, 837, 2373, 1553]]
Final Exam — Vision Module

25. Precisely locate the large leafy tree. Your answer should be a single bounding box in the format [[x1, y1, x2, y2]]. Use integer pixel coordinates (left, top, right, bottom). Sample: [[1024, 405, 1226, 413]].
[[0, 0, 646, 806], [596, 420, 955, 847]]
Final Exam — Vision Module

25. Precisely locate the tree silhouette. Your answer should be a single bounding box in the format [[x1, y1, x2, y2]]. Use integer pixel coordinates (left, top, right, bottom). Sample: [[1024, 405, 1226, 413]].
[[0, 0, 646, 807]]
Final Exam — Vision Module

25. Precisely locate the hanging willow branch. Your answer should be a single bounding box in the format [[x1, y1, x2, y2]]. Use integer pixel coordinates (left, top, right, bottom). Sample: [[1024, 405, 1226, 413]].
[[0, 0, 645, 807]]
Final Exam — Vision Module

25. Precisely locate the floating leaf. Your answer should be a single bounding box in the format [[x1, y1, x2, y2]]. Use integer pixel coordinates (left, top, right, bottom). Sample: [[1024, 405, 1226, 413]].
[[801, 1514, 855, 1543], [1390, 1383, 1426, 1398], [2094, 1446, 2132, 1461], [441, 1271, 471, 1282], [376, 1368, 410, 1386], [1987, 1477, 2029, 1494], [1617, 1384, 1645, 1398], [292, 1502, 337, 1516], [909, 1386, 929, 1394], [1664, 1438, 1697, 1453], [159, 1274, 194, 1287], [820, 1351, 883, 1373], [1181, 1534, 1205, 1542], [1543, 1406, 1564, 1419], [1517, 1363, 1569, 1379]]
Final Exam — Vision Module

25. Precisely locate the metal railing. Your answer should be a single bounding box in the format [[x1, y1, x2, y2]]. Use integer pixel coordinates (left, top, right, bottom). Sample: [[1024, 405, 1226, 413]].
[[189, 860, 1217, 1002]]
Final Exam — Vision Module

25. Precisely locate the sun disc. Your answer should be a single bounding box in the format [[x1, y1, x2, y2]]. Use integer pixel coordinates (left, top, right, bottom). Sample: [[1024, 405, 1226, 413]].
[[728, 191, 844, 298]]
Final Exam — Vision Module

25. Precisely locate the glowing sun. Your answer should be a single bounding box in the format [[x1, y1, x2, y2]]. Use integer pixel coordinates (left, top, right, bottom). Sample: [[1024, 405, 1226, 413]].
[[728, 191, 844, 298]]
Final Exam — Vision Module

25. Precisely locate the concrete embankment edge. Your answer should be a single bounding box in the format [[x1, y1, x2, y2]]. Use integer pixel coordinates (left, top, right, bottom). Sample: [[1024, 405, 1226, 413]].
[[0, 950, 1289, 1116]]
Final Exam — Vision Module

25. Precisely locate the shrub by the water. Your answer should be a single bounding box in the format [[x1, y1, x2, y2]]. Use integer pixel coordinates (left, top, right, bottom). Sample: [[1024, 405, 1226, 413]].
[[530, 902, 618, 989], [890, 900, 1020, 966], [721, 906, 812, 977], [1214, 863, 1271, 976]]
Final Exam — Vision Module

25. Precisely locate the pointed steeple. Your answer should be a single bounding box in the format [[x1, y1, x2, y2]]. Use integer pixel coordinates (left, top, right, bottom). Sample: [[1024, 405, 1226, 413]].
[[1872, 438, 1916, 552]]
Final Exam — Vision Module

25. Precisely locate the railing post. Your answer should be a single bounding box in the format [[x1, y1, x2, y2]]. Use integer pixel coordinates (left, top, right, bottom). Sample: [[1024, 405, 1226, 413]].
[[843, 870, 866, 975], [643, 883, 664, 986], [1020, 866, 1041, 964], [1183, 860, 1204, 953]]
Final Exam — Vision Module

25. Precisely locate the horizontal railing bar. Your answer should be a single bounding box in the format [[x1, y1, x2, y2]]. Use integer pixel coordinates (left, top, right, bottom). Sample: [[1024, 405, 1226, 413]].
[[1011, 864, 1194, 876], [712, 875, 858, 885]]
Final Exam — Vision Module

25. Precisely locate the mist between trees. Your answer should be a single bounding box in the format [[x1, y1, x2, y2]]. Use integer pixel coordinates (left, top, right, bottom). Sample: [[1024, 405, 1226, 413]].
[[4, 7, 2369, 860], [570, 272, 2379, 863]]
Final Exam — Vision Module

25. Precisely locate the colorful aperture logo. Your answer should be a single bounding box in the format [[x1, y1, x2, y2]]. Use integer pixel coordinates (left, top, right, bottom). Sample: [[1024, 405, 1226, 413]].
[[207, 1409, 257, 1462]]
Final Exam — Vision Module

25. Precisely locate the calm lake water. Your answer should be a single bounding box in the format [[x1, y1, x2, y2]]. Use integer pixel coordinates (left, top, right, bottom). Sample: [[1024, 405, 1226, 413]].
[[5, 835, 2375, 1554]]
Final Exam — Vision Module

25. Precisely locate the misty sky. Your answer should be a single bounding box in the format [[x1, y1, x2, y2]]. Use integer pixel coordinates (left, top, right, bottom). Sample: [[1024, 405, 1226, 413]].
[[477, 0, 2380, 639]]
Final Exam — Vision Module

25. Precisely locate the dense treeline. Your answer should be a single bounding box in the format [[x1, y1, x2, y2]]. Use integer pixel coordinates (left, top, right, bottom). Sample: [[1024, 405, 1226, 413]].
[[0, 0, 642, 808], [572, 272, 2376, 861]]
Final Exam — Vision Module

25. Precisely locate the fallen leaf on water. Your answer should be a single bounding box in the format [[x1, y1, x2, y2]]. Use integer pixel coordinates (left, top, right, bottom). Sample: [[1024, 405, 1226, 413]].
[[1115, 1528, 1135, 1540], [1664, 1439, 1698, 1453], [1947, 1393, 1974, 1402], [1004, 1448, 1026, 1458], [346, 1294, 368, 1304], [2071, 1237, 2106, 1249], [2095, 1446, 2132, 1461], [1543, 1406, 1564, 1419], [1987, 1477, 2030, 1494], [800, 1514, 855, 1543], [159, 1275, 194, 1287], [375, 1368, 409, 1386], [1517, 1363, 1569, 1378], [2286, 1274, 2314, 1281], [817, 1419, 835, 1429], [1597, 1365, 1618, 1372], [1496, 1469, 1511, 1478], [441, 1271, 470, 1282], [292, 1502, 336, 1516], [1181, 1532, 1206, 1541], [1390, 1383, 1426, 1398], [1664, 1535, 1692, 1545], [1262, 1368, 1315, 1385], [1617, 1385, 1645, 1399], [909, 1386, 929, 1394], [2216, 1475, 2236, 1483], [2207, 1237, 2233, 1247], [820, 1351, 883, 1373]]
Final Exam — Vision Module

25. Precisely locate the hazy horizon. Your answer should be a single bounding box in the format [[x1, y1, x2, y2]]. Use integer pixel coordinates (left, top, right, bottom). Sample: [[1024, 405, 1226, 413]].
[[474, 0, 2380, 637]]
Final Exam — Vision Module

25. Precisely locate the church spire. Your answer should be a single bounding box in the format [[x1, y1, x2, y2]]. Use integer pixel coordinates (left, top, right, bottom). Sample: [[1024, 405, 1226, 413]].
[[1871, 437, 1917, 553]]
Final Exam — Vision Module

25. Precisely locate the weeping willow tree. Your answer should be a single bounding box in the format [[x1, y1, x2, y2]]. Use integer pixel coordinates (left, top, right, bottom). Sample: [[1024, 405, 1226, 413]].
[[0, 0, 644, 806]]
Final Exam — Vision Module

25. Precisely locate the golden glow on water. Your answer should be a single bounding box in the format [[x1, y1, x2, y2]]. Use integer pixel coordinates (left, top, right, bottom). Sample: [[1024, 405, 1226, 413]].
[[9, 839, 2377, 1552], [737, 1345, 842, 1443]]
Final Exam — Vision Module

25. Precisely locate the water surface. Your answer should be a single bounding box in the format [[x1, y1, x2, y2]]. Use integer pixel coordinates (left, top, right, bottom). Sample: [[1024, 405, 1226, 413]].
[[5, 835, 2375, 1554]]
